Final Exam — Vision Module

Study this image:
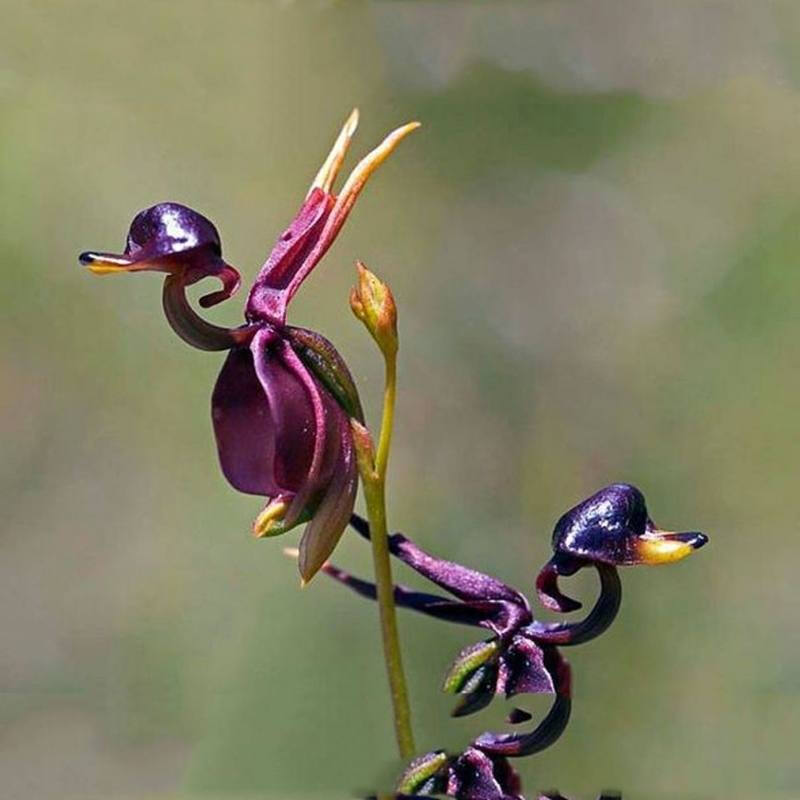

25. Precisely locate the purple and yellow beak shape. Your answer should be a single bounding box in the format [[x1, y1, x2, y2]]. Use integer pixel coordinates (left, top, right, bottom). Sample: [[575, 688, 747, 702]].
[[79, 202, 241, 309], [549, 483, 707, 567], [536, 483, 707, 613]]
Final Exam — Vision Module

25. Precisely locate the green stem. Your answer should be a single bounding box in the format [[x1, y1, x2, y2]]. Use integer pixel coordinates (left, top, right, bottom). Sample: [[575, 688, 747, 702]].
[[375, 353, 396, 478], [354, 352, 415, 759]]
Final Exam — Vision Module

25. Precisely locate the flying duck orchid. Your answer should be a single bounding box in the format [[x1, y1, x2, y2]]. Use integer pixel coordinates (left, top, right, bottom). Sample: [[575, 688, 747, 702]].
[[321, 484, 706, 755], [80, 111, 419, 581]]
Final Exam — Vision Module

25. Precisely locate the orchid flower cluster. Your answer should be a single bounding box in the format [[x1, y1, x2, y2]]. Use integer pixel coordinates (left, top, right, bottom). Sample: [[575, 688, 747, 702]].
[[81, 110, 708, 799], [345, 482, 706, 799]]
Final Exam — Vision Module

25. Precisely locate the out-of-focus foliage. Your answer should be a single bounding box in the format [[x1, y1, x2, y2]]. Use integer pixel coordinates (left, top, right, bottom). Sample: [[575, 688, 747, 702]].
[[1, 1, 799, 798]]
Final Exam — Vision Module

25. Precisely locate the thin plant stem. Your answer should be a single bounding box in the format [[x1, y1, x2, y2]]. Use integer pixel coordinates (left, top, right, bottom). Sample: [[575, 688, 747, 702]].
[[375, 353, 396, 478], [354, 351, 415, 759]]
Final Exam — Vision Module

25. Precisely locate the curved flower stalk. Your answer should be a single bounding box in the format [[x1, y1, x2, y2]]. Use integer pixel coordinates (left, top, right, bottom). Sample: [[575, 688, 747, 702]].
[[79, 110, 419, 581], [321, 484, 707, 756]]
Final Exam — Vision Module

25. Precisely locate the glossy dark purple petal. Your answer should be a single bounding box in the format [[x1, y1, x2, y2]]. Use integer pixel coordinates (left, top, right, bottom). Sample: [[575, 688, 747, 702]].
[[348, 516, 528, 608], [212, 328, 334, 505], [320, 561, 502, 628], [273, 341, 337, 527], [447, 748, 506, 800], [211, 344, 280, 496], [497, 636, 554, 697]]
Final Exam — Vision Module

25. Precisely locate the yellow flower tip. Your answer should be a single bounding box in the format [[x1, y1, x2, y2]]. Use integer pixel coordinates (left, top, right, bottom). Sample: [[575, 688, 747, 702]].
[[87, 264, 129, 275], [336, 119, 420, 203], [309, 107, 361, 196], [252, 498, 290, 538], [635, 530, 708, 565], [79, 251, 137, 275]]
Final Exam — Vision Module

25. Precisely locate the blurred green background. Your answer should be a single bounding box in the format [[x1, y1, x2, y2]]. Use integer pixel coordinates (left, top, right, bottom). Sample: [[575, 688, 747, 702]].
[[2, 1, 799, 798]]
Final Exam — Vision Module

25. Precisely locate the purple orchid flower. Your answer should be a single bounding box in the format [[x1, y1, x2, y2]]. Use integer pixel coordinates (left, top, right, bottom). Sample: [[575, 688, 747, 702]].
[[388, 745, 621, 800], [321, 484, 706, 757], [80, 111, 419, 581], [395, 747, 524, 800]]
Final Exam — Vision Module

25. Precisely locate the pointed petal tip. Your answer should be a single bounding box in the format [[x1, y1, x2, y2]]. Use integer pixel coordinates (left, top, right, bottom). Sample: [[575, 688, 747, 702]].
[[309, 107, 362, 195], [346, 107, 360, 134]]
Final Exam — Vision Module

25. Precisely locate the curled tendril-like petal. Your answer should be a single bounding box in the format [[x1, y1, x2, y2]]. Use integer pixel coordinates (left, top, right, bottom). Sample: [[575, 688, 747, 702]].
[[472, 652, 571, 759], [527, 562, 622, 647]]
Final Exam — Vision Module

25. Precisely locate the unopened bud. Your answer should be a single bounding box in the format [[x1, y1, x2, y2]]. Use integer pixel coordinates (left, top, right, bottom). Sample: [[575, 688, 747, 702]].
[[350, 261, 398, 356]]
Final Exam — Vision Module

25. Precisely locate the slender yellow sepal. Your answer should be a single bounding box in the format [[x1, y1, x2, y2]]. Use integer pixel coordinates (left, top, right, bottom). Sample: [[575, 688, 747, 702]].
[[309, 108, 360, 196], [330, 120, 421, 223]]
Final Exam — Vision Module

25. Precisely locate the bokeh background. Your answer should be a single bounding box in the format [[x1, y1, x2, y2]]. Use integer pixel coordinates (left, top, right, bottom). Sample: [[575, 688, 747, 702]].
[[2, 1, 799, 798]]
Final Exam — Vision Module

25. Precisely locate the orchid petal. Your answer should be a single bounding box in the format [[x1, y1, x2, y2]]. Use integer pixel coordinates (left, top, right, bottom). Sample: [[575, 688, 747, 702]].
[[275, 342, 332, 528], [451, 664, 498, 718], [297, 416, 358, 582], [211, 344, 280, 495], [286, 325, 364, 422], [308, 108, 359, 196], [442, 640, 500, 695], [397, 751, 449, 797], [319, 561, 499, 628], [348, 515, 528, 607], [246, 119, 420, 325], [472, 652, 571, 758], [447, 748, 505, 800], [526, 562, 622, 647], [496, 636, 554, 697]]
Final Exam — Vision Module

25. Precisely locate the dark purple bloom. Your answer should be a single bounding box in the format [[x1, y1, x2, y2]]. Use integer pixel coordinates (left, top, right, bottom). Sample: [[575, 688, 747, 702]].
[[80, 111, 419, 581], [396, 747, 524, 800], [391, 746, 619, 800], [322, 484, 706, 756], [372, 745, 621, 800]]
